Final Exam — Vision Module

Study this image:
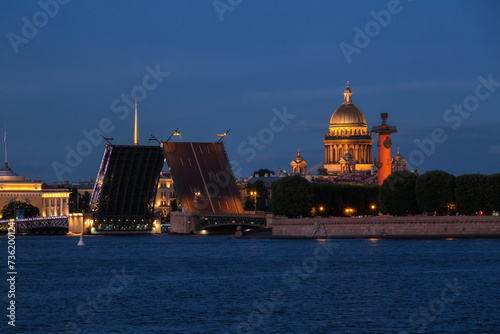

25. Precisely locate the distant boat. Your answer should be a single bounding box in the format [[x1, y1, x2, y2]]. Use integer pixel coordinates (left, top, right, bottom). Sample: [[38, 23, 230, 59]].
[[77, 235, 85, 246]]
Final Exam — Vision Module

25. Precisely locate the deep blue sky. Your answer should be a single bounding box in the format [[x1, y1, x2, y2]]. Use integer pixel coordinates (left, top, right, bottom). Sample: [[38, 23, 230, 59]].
[[1, 0, 500, 182]]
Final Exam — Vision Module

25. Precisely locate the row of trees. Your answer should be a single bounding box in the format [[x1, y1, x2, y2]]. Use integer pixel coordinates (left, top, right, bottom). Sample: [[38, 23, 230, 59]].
[[243, 180, 270, 211], [1, 201, 40, 219], [270, 175, 379, 217], [68, 188, 92, 213], [380, 171, 500, 216], [268, 171, 500, 217]]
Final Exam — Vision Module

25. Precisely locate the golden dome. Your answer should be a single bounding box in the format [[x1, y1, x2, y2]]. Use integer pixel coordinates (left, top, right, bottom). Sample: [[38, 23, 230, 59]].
[[329, 83, 367, 126], [330, 104, 366, 126], [293, 149, 305, 163]]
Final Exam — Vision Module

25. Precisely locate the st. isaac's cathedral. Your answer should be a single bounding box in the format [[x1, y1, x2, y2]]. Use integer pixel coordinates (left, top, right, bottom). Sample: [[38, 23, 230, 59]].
[[290, 83, 409, 184], [323, 83, 373, 174]]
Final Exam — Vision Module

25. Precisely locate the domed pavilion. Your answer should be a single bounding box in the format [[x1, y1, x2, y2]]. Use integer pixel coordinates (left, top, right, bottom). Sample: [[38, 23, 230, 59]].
[[290, 149, 307, 175]]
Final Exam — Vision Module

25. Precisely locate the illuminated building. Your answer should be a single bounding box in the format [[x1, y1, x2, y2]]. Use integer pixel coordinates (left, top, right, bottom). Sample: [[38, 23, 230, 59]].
[[0, 131, 70, 217], [154, 171, 175, 218], [323, 83, 373, 174], [0, 163, 70, 217], [392, 148, 407, 172], [290, 149, 308, 175]]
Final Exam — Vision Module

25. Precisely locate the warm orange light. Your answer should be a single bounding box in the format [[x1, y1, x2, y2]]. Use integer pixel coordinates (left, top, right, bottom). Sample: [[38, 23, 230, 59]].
[[42, 193, 70, 198], [319, 207, 324, 211], [371, 205, 375, 209]]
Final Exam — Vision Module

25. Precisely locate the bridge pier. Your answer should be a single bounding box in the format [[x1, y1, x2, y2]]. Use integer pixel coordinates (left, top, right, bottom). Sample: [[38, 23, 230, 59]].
[[170, 212, 196, 234], [68, 213, 94, 235]]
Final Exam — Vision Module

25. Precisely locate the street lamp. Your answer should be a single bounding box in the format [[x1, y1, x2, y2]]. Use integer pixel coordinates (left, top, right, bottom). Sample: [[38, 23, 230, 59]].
[[250, 191, 257, 211], [194, 191, 201, 215], [371, 205, 376, 216], [319, 206, 324, 217]]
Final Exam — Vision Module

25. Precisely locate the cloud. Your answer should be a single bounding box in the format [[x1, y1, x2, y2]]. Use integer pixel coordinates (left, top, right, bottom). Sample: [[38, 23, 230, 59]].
[[252, 88, 333, 103], [489, 145, 500, 155], [357, 79, 477, 95], [292, 120, 325, 132], [249, 79, 477, 105]]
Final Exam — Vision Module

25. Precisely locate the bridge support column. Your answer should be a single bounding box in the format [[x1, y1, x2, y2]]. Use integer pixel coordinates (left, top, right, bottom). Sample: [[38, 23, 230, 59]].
[[68, 213, 84, 235], [170, 212, 195, 234]]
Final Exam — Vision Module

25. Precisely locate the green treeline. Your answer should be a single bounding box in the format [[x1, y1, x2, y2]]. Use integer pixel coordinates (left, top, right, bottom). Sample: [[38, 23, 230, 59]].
[[270, 172, 500, 217]]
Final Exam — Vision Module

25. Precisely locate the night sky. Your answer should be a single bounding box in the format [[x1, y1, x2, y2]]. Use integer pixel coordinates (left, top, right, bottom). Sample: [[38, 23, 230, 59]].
[[1, 0, 500, 182]]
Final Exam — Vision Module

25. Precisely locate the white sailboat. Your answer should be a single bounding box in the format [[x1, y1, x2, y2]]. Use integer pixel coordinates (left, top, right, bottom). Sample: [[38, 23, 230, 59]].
[[77, 235, 85, 246]]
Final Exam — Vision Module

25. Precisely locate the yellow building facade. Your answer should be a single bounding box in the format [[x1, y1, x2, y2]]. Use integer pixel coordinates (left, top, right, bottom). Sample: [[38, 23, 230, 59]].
[[0, 162, 70, 217], [154, 171, 175, 218]]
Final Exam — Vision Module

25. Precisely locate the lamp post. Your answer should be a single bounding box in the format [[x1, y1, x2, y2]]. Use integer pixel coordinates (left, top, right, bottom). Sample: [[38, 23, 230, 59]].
[[319, 206, 324, 217], [250, 191, 257, 211], [194, 191, 200, 215]]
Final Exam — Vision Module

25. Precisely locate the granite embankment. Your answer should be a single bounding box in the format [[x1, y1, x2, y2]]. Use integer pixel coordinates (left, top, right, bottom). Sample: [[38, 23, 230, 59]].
[[268, 215, 500, 238]]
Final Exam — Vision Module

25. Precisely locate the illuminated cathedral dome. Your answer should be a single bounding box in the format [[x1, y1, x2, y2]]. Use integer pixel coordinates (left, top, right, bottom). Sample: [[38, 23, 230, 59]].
[[329, 83, 366, 126], [323, 82, 373, 175], [329, 104, 366, 126]]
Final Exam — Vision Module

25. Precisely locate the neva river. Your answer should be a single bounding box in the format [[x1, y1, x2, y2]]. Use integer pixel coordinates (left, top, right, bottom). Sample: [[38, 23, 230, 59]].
[[3, 235, 500, 333]]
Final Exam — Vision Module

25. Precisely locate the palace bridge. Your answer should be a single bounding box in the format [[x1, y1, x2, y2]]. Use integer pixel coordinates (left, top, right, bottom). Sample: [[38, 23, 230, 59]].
[[0, 216, 68, 234]]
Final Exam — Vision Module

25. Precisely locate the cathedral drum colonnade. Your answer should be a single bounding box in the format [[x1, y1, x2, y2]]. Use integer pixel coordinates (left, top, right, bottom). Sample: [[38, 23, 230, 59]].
[[323, 83, 373, 175]]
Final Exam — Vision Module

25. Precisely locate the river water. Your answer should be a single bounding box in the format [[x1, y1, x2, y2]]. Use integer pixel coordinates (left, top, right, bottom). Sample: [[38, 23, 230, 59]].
[[2, 235, 499, 333]]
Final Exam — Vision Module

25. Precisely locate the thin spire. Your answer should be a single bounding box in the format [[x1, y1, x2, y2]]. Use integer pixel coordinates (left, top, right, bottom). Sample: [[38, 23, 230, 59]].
[[347, 80, 349, 87], [134, 98, 139, 146], [297, 148, 300, 156]]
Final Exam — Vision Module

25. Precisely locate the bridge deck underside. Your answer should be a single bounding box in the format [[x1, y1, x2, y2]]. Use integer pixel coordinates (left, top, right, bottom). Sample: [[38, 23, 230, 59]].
[[162, 142, 244, 214], [89, 145, 164, 232]]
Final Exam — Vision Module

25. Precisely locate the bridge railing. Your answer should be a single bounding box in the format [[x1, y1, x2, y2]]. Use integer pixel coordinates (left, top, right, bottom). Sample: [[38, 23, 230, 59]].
[[0, 216, 69, 233]]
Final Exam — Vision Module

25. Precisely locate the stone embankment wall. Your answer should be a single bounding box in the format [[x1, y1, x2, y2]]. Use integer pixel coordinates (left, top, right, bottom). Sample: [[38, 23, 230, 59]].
[[269, 215, 500, 238]]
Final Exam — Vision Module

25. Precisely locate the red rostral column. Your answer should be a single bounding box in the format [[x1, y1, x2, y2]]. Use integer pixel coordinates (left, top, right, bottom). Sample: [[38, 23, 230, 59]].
[[371, 113, 397, 185]]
